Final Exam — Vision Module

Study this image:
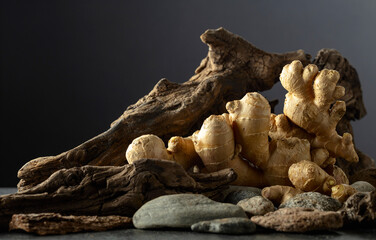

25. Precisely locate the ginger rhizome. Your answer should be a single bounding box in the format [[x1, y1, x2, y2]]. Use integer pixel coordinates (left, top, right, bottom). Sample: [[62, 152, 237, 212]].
[[125, 60, 359, 198], [280, 60, 358, 163], [126, 134, 199, 170]]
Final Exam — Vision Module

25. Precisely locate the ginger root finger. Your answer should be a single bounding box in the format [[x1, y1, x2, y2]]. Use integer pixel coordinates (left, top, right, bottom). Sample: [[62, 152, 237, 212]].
[[126, 134, 172, 164], [280, 60, 358, 163], [288, 160, 336, 195], [331, 184, 357, 203], [167, 136, 201, 170], [226, 92, 270, 169], [264, 137, 311, 186], [192, 114, 234, 172], [262, 185, 303, 206]]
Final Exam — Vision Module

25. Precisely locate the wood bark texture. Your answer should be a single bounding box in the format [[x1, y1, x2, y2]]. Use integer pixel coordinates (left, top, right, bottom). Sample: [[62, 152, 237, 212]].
[[9, 213, 132, 235], [1, 159, 236, 230], [16, 27, 372, 191]]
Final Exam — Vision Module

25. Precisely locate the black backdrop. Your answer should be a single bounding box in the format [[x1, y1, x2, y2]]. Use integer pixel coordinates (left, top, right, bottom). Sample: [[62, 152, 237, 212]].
[[1, 0, 376, 187]]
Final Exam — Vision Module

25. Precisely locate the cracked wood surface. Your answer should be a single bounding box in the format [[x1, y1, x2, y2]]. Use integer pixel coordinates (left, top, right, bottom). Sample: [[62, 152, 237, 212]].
[[17, 27, 309, 191], [16, 28, 373, 192], [9, 213, 133, 235], [1, 159, 236, 229]]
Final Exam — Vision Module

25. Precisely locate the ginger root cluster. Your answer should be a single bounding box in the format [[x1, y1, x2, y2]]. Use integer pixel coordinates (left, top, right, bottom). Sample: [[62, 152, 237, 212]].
[[126, 60, 359, 204]]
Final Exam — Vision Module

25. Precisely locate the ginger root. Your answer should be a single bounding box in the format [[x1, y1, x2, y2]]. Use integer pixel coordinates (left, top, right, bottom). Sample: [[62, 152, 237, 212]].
[[192, 114, 234, 172], [126, 134, 172, 164], [288, 160, 336, 195], [126, 134, 199, 170], [331, 184, 357, 202], [167, 136, 201, 170], [280, 60, 358, 163], [262, 185, 303, 206], [264, 137, 311, 186], [192, 114, 264, 186], [226, 92, 271, 168]]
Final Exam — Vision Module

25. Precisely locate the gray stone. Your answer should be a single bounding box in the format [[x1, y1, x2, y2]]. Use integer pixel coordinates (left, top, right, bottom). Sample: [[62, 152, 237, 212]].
[[133, 194, 247, 229], [223, 186, 261, 204], [280, 192, 342, 211], [191, 217, 256, 234], [351, 181, 376, 192], [237, 196, 275, 216]]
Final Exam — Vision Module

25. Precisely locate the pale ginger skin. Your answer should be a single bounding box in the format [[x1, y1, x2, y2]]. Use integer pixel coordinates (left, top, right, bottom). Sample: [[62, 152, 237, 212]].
[[226, 92, 271, 168], [126, 134, 200, 170], [280, 60, 358, 163], [167, 136, 201, 170], [194, 93, 311, 187], [192, 114, 235, 172], [126, 60, 358, 193], [262, 185, 303, 206], [264, 137, 311, 186], [331, 184, 357, 203], [192, 114, 264, 186], [269, 113, 313, 142], [126, 134, 172, 164], [288, 160, 336, 195]]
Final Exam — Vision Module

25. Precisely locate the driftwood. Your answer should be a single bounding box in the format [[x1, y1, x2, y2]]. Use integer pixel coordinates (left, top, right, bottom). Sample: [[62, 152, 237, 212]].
[[16, 28, 310, 191], [339, 191, 376, 223], [1, 159, 236, 229], [9, 213, 132, 235], [350, 168, 376, 187], [17, 27, 373, 191]]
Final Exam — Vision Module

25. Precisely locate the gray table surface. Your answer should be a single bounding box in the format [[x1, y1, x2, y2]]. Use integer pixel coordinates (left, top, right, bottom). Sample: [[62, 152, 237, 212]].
[[0, 188, 375, 240]]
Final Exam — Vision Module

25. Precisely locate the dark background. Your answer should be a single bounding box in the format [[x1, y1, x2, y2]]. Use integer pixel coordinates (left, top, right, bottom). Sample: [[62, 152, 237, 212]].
[[1, 0, 375, 187]]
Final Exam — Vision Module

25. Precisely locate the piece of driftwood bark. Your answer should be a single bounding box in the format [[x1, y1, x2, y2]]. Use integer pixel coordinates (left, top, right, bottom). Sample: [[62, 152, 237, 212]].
[[339, 191, 376, 223], [17, 28, 310, 191], [350, 168, 376, 187], [1, 159, 236, 230], [9, 213, 132, 235], [17, 27, 372, 191]]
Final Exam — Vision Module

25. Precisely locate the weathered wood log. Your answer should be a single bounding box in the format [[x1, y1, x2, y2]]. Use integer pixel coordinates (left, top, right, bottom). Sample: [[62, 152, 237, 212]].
[[339, 190, 376, 223], [9, 213, 132, 235], [1, 159, 236, 230], [17, 28, 310, 191], [350, 168, 376, 187], [17, 27, 373, 192]]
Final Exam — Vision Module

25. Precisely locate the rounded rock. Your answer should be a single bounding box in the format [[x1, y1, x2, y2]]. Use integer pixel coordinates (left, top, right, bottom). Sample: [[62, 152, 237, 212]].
[[280, 192, 342, 211], [237, 196, 274, 216], [133, 194, 247, 229], [191, 217, 256, 234], [351, 181, 375, 192]]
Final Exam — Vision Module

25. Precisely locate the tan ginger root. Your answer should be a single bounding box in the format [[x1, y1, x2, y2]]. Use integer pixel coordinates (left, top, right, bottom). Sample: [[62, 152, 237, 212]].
[[192, 114, 264, 186], [126, 134, 199, 170], [262, 185, 303, 206], [331, 184, 357, 202], [126, 134, 171, 164], [265, 137, 311, 186], [269, 113, 313, 142], [167, 136, 201, 170], [288, 160, 336, 195], [226, 93, 270, 168], [280, 60, 358, 163]]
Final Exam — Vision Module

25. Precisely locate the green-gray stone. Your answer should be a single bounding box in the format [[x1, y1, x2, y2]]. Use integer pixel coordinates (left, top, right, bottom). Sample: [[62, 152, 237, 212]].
[[280, 192, 342, 211], [133, 194, 247, 229], [191, 217, 256, 234]]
